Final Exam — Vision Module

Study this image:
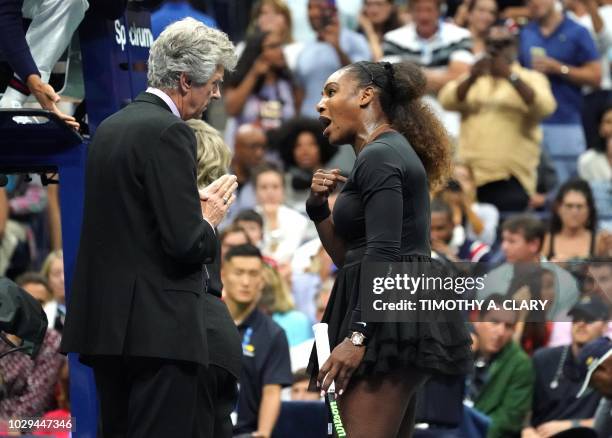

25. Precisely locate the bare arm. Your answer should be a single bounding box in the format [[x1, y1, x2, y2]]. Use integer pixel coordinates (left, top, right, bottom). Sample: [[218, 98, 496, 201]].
[[0, 188, 7, 239], [224, 60, 268, 116], [425, 60, 471, 93], [533, 57, 601, 88], [47, 183, 62, 250], [255, 384, 282, 438]]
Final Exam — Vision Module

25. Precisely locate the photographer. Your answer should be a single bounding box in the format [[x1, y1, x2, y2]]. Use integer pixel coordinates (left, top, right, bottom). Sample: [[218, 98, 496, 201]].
[[439, 22, 556, 212]]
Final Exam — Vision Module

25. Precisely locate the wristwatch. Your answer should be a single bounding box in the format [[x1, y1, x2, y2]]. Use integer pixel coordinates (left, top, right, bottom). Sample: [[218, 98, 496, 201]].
[[349, 331, 367, 347], [508, 72, 520, 85], [560, 64, 570, 75]]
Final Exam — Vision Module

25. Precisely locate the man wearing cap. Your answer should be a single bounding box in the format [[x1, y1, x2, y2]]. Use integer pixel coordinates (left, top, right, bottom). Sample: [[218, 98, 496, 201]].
[[522, 296, 608, 438], [577, 337, 612, 437]]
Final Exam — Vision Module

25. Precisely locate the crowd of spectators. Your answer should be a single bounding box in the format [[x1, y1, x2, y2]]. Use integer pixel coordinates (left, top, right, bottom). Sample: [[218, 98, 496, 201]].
[[2, 0, 612, 436]]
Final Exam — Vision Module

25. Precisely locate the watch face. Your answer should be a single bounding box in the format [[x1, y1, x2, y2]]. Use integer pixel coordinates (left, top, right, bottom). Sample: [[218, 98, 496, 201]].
[[351, 332, 364, 345]]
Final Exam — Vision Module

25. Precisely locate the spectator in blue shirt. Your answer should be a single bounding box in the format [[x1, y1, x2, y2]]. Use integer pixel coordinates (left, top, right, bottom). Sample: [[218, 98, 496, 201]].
[[222, 244, 292, 438], [151, 0, 217, 38], [519, 0, 601, 185], [294, 0, 371, 117]]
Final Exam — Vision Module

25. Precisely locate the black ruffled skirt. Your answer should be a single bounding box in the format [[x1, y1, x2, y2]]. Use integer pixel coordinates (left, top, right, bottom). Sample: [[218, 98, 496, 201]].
[[308, 253, 473, 382]]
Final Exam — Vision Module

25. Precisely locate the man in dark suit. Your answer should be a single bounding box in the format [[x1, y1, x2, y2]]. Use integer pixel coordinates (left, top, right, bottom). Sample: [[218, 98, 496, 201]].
[[60, 18, 237, 438]]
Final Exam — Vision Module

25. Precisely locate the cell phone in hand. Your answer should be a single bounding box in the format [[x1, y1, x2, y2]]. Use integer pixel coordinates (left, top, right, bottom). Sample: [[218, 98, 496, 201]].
[[530, 46, 546, 62]]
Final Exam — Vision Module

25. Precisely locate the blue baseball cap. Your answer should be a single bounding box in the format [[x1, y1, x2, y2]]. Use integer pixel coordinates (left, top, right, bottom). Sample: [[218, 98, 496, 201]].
[[576, 336, 612, 398]]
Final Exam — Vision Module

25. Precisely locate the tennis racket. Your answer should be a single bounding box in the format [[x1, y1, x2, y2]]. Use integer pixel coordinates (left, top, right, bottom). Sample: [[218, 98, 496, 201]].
[[313, 323, 347, 438]]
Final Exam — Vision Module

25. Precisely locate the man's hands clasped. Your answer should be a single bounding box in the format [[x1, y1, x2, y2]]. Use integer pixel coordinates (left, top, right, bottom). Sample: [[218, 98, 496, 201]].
[[199, 174, 238, 227]]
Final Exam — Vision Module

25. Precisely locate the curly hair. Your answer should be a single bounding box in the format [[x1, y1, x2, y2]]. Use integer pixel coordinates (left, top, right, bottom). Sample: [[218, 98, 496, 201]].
[[345, 61, 452, 191], [186, 119, 231, 189], [274, 117, 337, 168]]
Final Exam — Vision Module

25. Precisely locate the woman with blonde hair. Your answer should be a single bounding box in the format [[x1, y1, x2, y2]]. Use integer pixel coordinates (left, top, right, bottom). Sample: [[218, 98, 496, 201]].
[[260, 262, 313, 347], [186, 119, 232, 190], [40, 249, 65, 331]]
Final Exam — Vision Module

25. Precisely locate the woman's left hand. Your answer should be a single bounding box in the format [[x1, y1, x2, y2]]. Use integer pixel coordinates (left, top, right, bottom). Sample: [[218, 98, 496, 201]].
[[318, 338, 366, 396]]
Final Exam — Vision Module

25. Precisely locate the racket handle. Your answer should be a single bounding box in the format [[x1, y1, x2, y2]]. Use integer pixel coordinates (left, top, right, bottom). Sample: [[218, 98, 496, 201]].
[[313, 323, 336, 393]]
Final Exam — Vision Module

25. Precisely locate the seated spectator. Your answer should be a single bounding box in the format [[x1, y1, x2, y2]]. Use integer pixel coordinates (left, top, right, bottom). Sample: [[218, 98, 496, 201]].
[[456, 0, 499, 56], [290, 368, 321, 401], [522, 296, 608, 438], [578, 105, 612, 183], [246, 0, 294, 47], [589, 257, 612, 303], [0, 273, 64, 422], [294, 0, 371, 118], [40, 250, 65, 332], [224, 30, 298, 151], [576, 337, 612, 436], [430, 197, 492, 262], [519, 0, 601, 185], [221, 244, 292, 437], [478, 214, 580, 319], [357, 0, 404, 61], [595, 233, 612, 258], [466, 294, 535, 438], [453, 162, 500, 246], [383, 0, 473, 93], [260, 262, 313, 347], [234, 209, 265, 248], [383, 0, 473, 136], [253, 162, 308, 264], [222, 124, 267, 227], [14, 271, 52, 305], [542, 179, 598, 262], [0, 186, 29, 278], [276, 117, 337, 215], [314, 279, 333, 322], [5, 173, 48, 274], [0, 0, 84, 128], [438, 23, 556, 211], [219, 224, 251, 261]]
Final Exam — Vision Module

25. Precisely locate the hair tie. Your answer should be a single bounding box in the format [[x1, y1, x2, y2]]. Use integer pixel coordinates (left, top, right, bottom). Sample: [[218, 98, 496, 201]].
[[382, 62, 395, 93]]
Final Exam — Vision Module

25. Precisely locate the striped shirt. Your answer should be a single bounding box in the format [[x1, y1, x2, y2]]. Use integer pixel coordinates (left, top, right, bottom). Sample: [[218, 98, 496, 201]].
[[382, 21, 474, 68]]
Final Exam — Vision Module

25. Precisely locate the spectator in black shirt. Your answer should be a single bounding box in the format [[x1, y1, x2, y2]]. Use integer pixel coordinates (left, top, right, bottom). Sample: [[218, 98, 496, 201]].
[[222, 244, 292, 437], [523, 296, 608, 438]]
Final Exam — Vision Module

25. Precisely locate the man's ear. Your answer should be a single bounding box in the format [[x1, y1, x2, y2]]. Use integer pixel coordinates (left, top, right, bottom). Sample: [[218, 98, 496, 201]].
[[179, 72, 192, 94], [359, 85, 376, 108]]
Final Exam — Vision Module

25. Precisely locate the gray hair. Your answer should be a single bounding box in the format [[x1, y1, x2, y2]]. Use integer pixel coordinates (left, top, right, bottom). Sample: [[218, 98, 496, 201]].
[[186, 119, 232, 189], [148, 18, 237, 89]]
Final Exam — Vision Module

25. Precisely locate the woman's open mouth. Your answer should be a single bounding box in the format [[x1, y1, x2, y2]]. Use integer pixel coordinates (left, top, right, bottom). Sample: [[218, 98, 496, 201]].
[[319, 116, 332, 137]]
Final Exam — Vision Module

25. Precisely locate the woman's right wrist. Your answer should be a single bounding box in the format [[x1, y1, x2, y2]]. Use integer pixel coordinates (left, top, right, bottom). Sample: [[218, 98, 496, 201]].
[[306, 196, 330, 223]]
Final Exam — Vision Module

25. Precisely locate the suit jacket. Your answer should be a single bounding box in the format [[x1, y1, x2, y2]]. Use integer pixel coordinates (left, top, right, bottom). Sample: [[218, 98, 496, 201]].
[[60, 92, 217, 366], [474, 341, 535, 438]]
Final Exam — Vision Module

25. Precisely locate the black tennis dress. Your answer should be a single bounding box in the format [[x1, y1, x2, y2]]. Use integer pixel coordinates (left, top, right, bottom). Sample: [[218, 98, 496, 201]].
[[309, 130, 472, 379]]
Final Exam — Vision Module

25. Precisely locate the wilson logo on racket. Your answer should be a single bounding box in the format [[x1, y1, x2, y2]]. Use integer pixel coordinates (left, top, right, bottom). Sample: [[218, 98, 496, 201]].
[[329, 398, 346, 437]]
